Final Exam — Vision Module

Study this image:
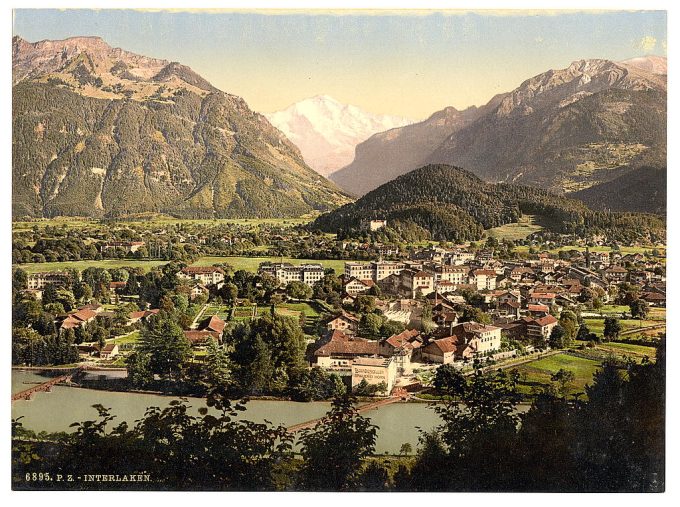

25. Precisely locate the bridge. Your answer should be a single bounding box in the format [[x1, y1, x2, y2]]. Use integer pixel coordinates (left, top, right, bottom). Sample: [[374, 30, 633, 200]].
[[12, 367, 84, 402], [286, 389, 409, 433]]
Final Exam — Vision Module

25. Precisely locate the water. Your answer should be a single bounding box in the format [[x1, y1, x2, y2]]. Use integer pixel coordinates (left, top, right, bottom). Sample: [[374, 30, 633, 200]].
[[11, 370, 446, 454]]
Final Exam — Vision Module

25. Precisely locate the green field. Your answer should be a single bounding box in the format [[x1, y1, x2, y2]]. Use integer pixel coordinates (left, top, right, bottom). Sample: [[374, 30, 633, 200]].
[[595, 341, 657, 358], [190, 256, 348, 274], [109, 330, 140, 346], [16, 259, 169, 274], [583, 317, 663, 337], [486, 215, 543, 241], [513, 353, 602, 396], [513, 243, 665, 257]]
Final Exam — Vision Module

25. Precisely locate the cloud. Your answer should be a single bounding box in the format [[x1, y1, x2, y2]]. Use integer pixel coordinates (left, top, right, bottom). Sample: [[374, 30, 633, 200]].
[[636, 35, 657, 52]]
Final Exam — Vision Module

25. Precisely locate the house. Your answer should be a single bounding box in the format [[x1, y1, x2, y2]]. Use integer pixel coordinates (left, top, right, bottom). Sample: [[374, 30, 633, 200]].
[[179, 266, 225, 286], [527, 304, 550, 316], [640, 291, 666, 307], [528, 292, 556, 306], [603, 266, 628, 283], [109, 281, 127, 293], [326, 312, 360, 334], [313, 330, 380, 369], [197, 315, 227, 338], [184, 330, 220, 346], [422, 322, 501, 362], [421, 336, 459, 364], [448, 322, 502, 355], [522, 315, 558, 342], [98, 343, 119, 360], [344, 277, 375, 295], [190, 283, 210, 300], [497, 300, 521, 319], [128, 309, 160, 325], [59, 308, 98, 331], [379, 329, 422, 371], [344, 262, 375, 281]]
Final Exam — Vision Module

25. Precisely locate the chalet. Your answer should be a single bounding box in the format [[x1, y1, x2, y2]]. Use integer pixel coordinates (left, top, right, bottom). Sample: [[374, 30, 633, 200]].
[[59, 308, 98, 331], [197, 315, 227, 338], [313, 330, 380, 369], [128, 309, 160, 325], [190, 283, 210, 300], [344, 277, 375, 295], [184, 330, 220, 347], [98, 343, 119, 360], [326, 312, 360, 334], [179, 266, 225, 286]]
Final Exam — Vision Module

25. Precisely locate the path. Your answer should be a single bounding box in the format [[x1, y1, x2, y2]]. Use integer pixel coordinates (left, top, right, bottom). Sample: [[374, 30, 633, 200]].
[[286, 395, 406, 433], [190, 303, 210, 329]]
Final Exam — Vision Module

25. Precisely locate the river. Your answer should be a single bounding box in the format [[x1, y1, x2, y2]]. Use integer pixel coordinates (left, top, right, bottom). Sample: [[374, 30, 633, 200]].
[[12, 370, 451, 454]]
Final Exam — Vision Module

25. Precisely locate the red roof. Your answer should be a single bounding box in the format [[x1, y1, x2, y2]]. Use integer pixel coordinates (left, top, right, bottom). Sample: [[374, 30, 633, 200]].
[[182, 266, 225, 274], [385, 329, 421, 349], [527, 304, 550, 312], [201, 315, 226, 334], [72, 309, 97, 322], [535, 315, 558, 327], [183, 330, 219, 345]]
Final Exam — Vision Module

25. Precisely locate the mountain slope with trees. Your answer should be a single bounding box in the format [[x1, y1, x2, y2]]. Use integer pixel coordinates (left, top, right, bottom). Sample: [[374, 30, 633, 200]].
[[12, 36, 350, 219], [314, 164, 665, 243]]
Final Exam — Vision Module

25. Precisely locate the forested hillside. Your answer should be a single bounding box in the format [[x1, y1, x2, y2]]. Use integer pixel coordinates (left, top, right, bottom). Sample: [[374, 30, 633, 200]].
[[314, 164, 665, 243]]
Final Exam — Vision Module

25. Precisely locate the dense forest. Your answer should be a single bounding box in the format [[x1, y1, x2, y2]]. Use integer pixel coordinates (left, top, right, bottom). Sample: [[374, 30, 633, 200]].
[[313, 164, 666, 243]]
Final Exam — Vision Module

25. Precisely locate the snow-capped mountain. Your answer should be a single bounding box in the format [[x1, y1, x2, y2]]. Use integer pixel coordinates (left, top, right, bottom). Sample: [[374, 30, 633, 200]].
[[265, 95, 413, 176]]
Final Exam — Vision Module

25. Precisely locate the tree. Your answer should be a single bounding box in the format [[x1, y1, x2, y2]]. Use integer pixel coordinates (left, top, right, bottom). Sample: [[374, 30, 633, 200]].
[[399, 442, 413, 456], [360, 313, 384, 337], [126, 350, 154, 387], [297, 395, 378, 491], [630, 299, 649, 320], [603, 317, 622, 342], [286, 281, 312, 300], [202, 341, 232, 389], [354, 295, 376, 314], [558, 310, 578, 347], [549, 325, 566, 349], [138, 317, 192, 380], [550, 368, 576, 397]]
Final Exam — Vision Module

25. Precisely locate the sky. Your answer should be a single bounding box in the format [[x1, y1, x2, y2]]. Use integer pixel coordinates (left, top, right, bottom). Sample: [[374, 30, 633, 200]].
[[12, 9, 667, 119]]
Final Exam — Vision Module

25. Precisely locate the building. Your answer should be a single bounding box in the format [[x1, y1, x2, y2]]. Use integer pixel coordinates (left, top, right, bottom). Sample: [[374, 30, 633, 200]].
[[325, 312, 360, 334], [379, 329, 422, 372], [471, 269, 497, 290], [401, 269, 435, 297], [100, 241, 145, 254], [365, 219, 387, 231], [27, 271, 71, 290], [523, 315, 558, 342], [184, 330, 220, 347], [59, 308, 98, 331], [344, 262, 374, 281], [371, 261, 405, 281], [344, 277, 375, 295], [197, 315, 227, 338], [259, 262, 324, 287], [426, 264, 469, 285], [422, 322, 501, 362], [179, 266, 225, 286], [351, 356, 397, 394], [313, 330, 380, 369], [98, 343, 119, 360]]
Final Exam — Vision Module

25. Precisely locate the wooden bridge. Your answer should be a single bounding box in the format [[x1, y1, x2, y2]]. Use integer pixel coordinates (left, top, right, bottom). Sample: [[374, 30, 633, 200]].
[[286, 391, 409, 433], [12, 368, 84, 402]]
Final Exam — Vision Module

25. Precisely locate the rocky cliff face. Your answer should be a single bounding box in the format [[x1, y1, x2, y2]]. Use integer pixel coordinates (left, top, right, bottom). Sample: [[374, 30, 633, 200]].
[[12, 36, 350, 218]]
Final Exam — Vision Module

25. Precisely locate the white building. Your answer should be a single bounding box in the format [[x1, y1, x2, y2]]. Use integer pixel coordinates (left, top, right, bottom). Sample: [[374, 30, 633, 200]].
[[179, 266, 225, 286], [258, 262, 324, 287]]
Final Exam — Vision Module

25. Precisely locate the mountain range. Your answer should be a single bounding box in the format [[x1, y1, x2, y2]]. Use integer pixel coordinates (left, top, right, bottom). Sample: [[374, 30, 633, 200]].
[[329, 57, 666, 214], [265, 95, 412, 176], [12, 36, 350, 219]]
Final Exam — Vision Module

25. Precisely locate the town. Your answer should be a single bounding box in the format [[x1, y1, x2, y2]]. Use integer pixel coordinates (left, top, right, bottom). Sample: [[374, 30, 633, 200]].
[[12, 216, 665, 400]]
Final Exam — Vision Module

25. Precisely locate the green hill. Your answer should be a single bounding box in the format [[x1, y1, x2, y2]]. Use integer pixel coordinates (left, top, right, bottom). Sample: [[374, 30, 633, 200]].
[[314, 164, 665, 243]]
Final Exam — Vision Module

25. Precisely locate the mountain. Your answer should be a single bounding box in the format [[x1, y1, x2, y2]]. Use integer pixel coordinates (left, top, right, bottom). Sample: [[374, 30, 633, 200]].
[[265, 95, 412, 177], [12, 36, 350, 219], [330, 58, 667, 209], [568, 166, 666, 214], [329, 103, 498, 196], [314, 164, 665, 244]]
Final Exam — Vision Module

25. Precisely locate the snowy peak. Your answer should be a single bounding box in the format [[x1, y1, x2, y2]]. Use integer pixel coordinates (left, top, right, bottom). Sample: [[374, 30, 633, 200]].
[[619, 55, 667, 75], [265, 95, 413, 176]]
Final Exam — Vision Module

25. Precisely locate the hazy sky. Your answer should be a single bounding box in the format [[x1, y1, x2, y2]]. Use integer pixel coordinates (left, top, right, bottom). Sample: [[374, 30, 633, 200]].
[[13, 9, 667, 119]]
